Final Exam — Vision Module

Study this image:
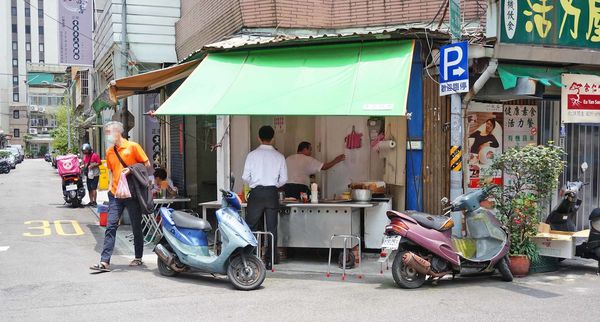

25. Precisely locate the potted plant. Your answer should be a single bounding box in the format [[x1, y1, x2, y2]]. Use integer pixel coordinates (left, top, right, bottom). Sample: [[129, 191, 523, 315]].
[[484, 144, 566, 276]]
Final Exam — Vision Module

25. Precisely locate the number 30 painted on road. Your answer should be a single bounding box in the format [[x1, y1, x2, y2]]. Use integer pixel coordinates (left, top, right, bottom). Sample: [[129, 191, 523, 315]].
[[23, 220, 84, 237]]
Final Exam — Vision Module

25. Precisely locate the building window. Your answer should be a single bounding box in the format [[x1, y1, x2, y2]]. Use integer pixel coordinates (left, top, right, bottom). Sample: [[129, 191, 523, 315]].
[[12, 24, 17, 33], [12, 42, 17, 50], [12, 76, 18, 85], [13, 93, 19, 102], [11, 7, 17, 16], [25, 25, 31, 34], [38, 26, 44, 35], [13, 110, 19, 119], [14, 129, 20, 138], [25, 7, 30, 17], [12, 59, 18, 67], [26, 43, 31, 51], [80, 71, 89, 95], [38, 9, 43, 18], [39, 60, 44, 64], [26, 59, 31, 64], [39, 43, 44, 52]]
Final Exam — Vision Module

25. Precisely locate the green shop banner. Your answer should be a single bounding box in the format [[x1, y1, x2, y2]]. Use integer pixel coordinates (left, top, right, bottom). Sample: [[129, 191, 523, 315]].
[[501, 0, 600, 49]]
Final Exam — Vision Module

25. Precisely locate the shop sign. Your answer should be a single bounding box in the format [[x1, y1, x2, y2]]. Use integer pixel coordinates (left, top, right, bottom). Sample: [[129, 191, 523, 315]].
[[59, 0, 93, 66], [561, 73, 600, 123], [467, 103, 504, 189], [501, 0, 600, 49], [450, 0, 461, 39], [273, 116, 286, 133], [503, 105, 538, 187], [144, 93, 161, 166]]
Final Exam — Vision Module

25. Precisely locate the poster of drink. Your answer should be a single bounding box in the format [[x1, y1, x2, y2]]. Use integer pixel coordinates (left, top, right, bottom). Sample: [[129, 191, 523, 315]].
[[503, 105, 538, 187], [467, 102, 504, 189], [561, 74, 600, 123]]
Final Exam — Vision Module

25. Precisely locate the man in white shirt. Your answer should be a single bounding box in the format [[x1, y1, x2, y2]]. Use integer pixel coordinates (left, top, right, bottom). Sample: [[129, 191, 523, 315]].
[[242, 125, 287, 270], [283, 141, 345, 199]]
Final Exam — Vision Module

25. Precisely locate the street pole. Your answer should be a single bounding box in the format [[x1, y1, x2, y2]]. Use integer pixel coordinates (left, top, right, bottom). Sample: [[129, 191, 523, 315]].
[[449, 0, 463, 237], [67, 87, 71, 151]]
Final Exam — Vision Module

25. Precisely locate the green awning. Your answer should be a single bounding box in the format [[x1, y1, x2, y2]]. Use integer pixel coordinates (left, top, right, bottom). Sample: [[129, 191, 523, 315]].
[[498, 64, 566, 90], [92, 89, 116, 113], [27, 73, 55, 85], [156, 40, 414, 116]]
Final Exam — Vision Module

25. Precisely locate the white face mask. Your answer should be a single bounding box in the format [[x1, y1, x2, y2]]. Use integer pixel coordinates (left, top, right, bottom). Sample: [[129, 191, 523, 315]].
[[105, 133, 115, 147]]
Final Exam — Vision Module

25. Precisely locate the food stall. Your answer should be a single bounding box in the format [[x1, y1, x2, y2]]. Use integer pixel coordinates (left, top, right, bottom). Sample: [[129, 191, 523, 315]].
[[156, 39, 417, 255]]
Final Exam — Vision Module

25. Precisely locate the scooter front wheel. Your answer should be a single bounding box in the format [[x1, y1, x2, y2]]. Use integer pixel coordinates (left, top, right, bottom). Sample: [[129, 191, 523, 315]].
[[157, 256, 180, 277], [227, 254, 266, 291]]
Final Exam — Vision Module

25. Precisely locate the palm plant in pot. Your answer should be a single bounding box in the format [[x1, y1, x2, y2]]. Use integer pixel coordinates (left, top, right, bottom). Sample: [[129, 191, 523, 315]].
[[484, 144, 566, 277]]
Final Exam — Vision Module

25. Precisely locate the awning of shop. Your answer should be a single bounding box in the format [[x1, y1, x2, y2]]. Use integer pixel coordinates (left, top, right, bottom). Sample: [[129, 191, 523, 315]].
[[108, 60, 200, 103], [155, 40, 414, 116], [498, 64, 566, 90], [92, 89, 116, 113]]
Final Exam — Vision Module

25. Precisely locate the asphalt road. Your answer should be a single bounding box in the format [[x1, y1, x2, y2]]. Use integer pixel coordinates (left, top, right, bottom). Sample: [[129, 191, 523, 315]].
[[1, 159, 599, 322]]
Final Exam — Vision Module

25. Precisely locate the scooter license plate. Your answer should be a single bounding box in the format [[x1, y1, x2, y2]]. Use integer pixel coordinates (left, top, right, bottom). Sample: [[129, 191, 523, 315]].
[[66, 184, 78, 191], [381, 235, 401, 250]]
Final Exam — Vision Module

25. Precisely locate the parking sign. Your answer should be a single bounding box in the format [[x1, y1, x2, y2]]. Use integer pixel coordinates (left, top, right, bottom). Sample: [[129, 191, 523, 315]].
[[439, 41, 469, 96]]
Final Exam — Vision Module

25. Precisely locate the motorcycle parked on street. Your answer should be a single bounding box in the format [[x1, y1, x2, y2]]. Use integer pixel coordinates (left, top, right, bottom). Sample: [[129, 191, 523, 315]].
[[56, 154, 86, 208], [154, 189, 266, 290], [545, 162, 600, 274], [380, 186, 512, 288]]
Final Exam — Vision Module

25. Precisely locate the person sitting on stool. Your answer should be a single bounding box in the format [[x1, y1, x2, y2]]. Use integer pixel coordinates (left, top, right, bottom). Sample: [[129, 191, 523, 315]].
[[242, 125, 287, 270]]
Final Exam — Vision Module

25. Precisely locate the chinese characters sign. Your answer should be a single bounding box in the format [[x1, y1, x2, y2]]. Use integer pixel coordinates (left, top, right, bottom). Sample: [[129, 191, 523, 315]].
[[59, 0, 93, 65], [501, 0, 600, 49], [504, 105, 538, 148], [561, 73, 600, 123]]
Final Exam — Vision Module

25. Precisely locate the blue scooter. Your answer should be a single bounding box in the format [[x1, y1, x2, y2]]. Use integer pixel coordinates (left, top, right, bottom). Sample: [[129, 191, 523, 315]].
[[154, 189, 266, 290]]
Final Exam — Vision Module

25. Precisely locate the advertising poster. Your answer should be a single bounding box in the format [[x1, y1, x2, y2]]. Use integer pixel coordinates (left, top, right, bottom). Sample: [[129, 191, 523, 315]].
[[562, 74, 600, 123], [59, 0, 93, 66], [467, 102, 504, 189]]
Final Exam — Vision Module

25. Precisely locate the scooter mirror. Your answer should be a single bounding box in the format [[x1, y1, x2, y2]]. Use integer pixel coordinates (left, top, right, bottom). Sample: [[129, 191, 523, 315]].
[[440, 197, 449, 206], [582, 162, 588, 173]]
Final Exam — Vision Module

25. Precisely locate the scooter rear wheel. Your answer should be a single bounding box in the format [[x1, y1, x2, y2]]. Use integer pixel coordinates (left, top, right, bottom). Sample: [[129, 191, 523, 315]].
[[157, 256, 180, 277], [227, 254, 266, 291], [392, 250, 426, 289]]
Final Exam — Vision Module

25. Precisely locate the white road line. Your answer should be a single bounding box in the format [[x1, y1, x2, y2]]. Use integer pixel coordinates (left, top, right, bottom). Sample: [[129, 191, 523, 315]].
[[0, 246, 9, 252]]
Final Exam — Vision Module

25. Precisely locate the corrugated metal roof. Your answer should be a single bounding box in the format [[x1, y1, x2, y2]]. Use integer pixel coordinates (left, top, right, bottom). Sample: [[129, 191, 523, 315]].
[[180, 26, 450, 63]]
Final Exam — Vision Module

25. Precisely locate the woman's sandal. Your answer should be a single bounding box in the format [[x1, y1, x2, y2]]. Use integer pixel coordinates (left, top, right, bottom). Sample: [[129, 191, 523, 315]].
[[129, 259, 143, 267], [90, 262, 110, 272]]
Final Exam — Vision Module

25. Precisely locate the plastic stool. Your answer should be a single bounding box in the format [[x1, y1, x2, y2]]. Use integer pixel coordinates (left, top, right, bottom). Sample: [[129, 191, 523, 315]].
[[327, 234, 363, 280]]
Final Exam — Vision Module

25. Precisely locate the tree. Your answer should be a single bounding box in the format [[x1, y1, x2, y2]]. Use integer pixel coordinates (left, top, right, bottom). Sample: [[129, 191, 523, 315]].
[[38, 144, 48, 156], [50, 104, 79, 154]]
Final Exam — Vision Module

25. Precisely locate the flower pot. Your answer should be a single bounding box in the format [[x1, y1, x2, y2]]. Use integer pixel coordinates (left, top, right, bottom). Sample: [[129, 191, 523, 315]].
[[509, 255, 530, 277]]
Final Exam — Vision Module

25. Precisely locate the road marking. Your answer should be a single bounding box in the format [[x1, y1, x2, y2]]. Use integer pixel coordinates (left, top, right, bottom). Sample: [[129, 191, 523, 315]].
[[23, 220, 85, 237], [0, 246, 9, 252]]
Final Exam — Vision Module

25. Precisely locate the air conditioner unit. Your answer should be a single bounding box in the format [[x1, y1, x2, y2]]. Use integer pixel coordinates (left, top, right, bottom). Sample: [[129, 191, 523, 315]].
[[42, 127, 48, 132], [30, 105, 38, 112], [39, 107, 45, 113], [29, 128, 38, 135]]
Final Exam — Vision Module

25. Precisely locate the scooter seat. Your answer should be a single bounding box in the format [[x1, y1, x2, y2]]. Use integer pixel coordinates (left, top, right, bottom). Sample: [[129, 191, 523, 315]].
[[171, 211, 212, 232], [406, 211, 452, 231]]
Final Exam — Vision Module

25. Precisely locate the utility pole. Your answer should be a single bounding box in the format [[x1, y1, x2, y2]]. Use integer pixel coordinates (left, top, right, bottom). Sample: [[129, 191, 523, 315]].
[[120, 0, 129, 139], [449, 0, 464, 236]]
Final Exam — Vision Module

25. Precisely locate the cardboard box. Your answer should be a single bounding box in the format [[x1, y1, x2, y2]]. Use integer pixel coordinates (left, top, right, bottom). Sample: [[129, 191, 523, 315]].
[[532, 223, 590, 259]]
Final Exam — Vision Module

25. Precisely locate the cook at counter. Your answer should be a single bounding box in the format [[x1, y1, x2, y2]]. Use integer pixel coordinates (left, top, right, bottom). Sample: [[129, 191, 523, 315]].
[[282, 141, 345, 199]]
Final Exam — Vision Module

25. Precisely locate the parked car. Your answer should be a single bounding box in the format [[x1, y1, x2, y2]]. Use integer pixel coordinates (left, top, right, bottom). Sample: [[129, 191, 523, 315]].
[[0, 150, 16, 169], [0, 151, 11, 174], [6, 145, 23, 163]]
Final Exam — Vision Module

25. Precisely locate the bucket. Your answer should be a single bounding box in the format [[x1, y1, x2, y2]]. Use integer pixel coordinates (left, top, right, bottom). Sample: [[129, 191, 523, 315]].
[[98, 205, 109, 227]]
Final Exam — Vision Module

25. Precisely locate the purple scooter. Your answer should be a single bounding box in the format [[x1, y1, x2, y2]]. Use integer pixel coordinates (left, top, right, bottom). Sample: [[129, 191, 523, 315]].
[[379, 186, 513, 288]]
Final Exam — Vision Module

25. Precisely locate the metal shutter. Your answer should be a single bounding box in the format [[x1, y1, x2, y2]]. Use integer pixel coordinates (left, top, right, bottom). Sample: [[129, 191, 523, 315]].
[[169, 116, 185, 196]]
